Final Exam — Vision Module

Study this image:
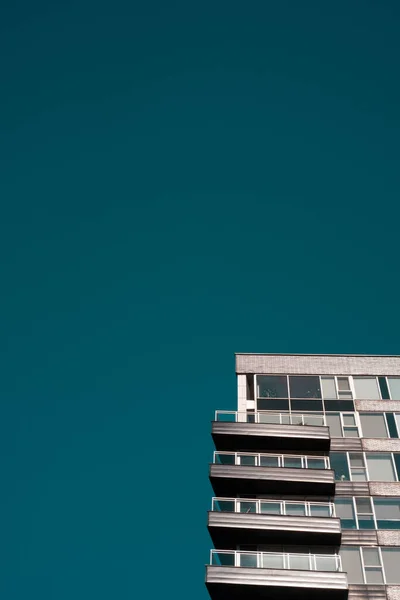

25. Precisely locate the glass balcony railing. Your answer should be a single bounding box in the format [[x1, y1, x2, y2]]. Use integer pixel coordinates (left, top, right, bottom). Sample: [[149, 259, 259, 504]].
[[215, 411, 326, 426], [213, 451, 330, 469], [210, 549, 342, 572], [211, 497, 335, 517]]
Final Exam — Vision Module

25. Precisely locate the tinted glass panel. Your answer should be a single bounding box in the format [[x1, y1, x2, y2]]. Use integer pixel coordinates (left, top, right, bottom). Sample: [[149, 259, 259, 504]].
[[340, 548, 363, 583], [388, 378, 400, 400], [321, 377, 337, 399], [307, 458, 326, 469], [381, 548, 400, 583], [325, 413, 342, 437], [240, 553, 257, 567], [330, 453, 350, 481], [290, 399, 323, 412], [365, 568, 384, 584], [324, 400, 355, 411], [393, 454, 400, 480], [214, 500, 235, 511], [310, 504, 331, 517], [379, 377, 390, 400], [257, 399, 289, 411], [283, 457, 302, 468], [353, 377, 380, 400], [360, 413, 388, 438], [257, 376, 288, 398], [363, 548, 380, 566], [335, 499, 356, 529], [260, 456, 279, 467], [337, 377, 351, 391], [386, 413, 398, 438], [374, 498, 400, 529], [285, 503, 306, 516], [366, 454, 396, 481], [358, 516, 375, 529], [289, 376, 321, 399], [239, 501, 257, 513], [260, 502, 281, 515]]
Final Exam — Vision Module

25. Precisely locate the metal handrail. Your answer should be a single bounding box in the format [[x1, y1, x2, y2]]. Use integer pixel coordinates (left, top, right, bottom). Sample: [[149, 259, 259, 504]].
[[209, 549, 342, 571], [215, 411, 326, 426], [211, 496, 336, 517], [213, 450, 330, 469]]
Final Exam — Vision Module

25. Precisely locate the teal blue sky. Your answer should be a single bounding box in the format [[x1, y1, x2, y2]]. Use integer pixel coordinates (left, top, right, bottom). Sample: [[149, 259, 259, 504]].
[[1, 0, 400, 598]]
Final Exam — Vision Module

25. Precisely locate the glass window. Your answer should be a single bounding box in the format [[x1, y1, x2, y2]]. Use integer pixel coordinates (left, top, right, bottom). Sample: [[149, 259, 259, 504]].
[[366, 454, 396, 481], [290, 399, 324, 412], [324, 400, 355, 412], [257, 375, 288, 398], [363, 548, 380, 566], [394, 454, 400, 480], [257, 398, 289, 411], [335, 499, 356, 529], [289, 376, 321, 399], [353, 377, 380, 400], [388, 378, 400, 400], [337, 377, 351, 391], [360, 413, 388, 438], [386, 413, 398, 438], [374, 498, 400, 529], [356, 496, 375, 530], [381, 548, 400, 583], [321, 377, 337, 399], [365, 568, 384, 584], [309, 504, 331, 517], [349, 453, 367, 481], [326, 413, 342, 437], [378, 377, 390, 400], [340, 547, 364, 583], [330, 453, 350, 481]]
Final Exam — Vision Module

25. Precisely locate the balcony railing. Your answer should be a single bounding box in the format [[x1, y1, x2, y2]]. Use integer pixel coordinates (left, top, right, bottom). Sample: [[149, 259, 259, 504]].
[[210, 549, 342, 572], [213, 451, 330, 469], [215, 411, 326, 427], [211, 497, 335, 517]]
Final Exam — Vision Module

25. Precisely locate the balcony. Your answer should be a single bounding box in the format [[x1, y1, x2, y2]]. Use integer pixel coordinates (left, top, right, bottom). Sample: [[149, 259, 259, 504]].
[[209, 452, 335, 496], [208, 498, 341, 547], [212, 412, 331, 452], [206, 550, 348, 600]]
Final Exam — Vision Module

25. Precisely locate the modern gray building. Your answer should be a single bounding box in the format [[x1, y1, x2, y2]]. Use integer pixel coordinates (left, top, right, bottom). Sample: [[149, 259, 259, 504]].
[[206, 354, 400, 600]]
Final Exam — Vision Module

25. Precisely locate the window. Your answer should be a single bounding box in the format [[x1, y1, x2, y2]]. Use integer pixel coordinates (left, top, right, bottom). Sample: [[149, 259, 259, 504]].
[[359, 413, 388, 438], [374, 499, 400, 529], [381, 548, 400, 583], [257, 376, 288, 398], [335, 498, 356, 529], [330, 453, 350, 481], [289, 376, 321, 399], [366, 453, 396, 481], [340, 547, 364, 583], [349, 453, 367, 481], [326, 413, 359, 437], [355, 497, 375, 529], [388, 378, 400, 400], [341, 547, 400, 584], [353, 377, 381, 400]]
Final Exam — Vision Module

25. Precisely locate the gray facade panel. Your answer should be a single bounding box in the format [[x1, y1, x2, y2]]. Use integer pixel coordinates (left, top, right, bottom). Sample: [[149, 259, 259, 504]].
[[341, 530, 378, 545], [331, 438, 363, 452], [369, 482, 400, 496], [362, 439, 400, 452], [377, 531, 400, 546]]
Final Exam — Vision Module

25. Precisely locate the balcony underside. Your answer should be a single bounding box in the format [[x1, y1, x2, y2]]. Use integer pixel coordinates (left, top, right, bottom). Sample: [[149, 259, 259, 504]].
[[209, 464, 335, 497], [206, 566, 348, 600], [208, 512, 341, 548], [212, 422, 331, 452]]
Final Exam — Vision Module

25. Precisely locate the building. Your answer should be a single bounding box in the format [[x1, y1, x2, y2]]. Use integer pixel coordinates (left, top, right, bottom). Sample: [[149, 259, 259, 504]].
[[206, 353, 400, 600]]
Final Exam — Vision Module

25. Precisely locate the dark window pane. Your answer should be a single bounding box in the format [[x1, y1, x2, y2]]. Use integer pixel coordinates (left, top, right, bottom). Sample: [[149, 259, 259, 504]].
[[379, 377, 390, 400], [358, 517, 375, 529], [291, 399, 324, 412], [257, 398, 289, 411], [330, 453, 350, 481], [324, 400, 355, 412], [257, 375, 288, 398], [216, 453, 235, 465], [289, 376, 321, 398], [377, 520, 400, 529], [386, 413, 398, 439]]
